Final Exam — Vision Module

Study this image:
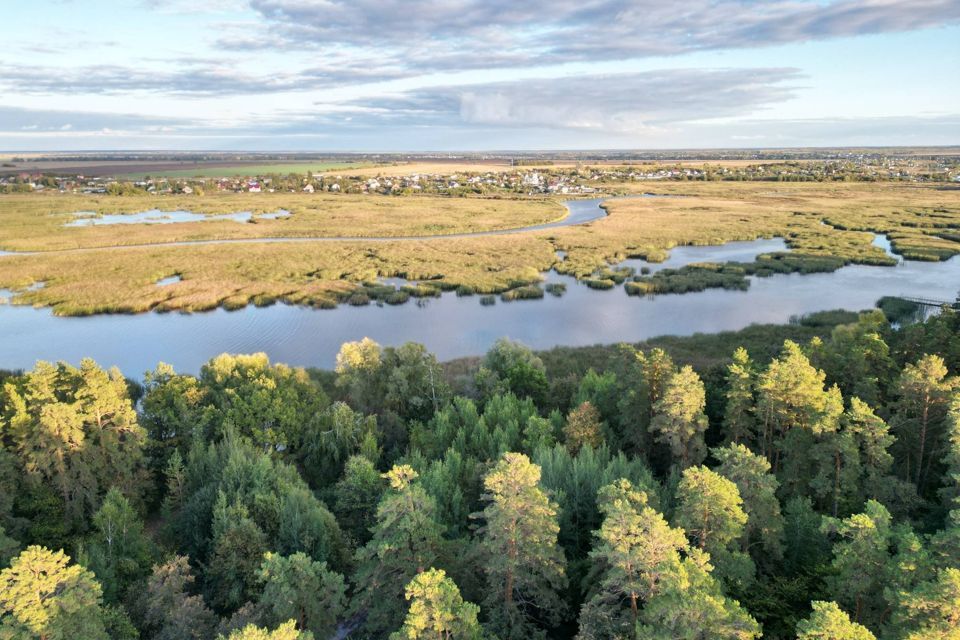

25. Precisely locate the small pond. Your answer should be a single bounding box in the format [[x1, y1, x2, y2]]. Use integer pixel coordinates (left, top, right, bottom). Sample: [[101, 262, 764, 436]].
[[65, 209, 291, 227]]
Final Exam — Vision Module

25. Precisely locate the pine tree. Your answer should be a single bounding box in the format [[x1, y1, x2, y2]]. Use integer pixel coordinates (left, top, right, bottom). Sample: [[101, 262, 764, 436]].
[[723, 348, 756, 446], [713, 443, 784, 561], [390, 568, 482, 640], [845, 398, 898, 504], [938, 394, 960, 510], [353, 465, 445, 637], [673, 466, 753, 588], [4, 359, 148, 529], [795, 600, 876, 640], [577, 479, 687, 639], [892, 567, 960, 640], [821, 500, 892, 628], [218, 620, 313, 640], [818, 310, 895, 408], [0, 546, 108, 640], [650, 366, 709, 470], [809, 418, 861, 518], [257, 552, 346, 638], [891, 354, 957, 491], [475, 452, 567, 639], [756, 341, 842, 478], [206, 497, 270, 613], [0, 527, 19, 569], [636, 548, 760, 640]]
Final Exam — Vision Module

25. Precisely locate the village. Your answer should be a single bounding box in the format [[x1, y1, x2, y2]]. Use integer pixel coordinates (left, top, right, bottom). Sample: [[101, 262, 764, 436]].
[[1, 153, 959, 196]]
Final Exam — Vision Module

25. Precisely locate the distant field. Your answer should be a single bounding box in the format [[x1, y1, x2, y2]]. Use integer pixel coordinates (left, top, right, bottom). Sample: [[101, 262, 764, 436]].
[[120, 162, 372, 179]]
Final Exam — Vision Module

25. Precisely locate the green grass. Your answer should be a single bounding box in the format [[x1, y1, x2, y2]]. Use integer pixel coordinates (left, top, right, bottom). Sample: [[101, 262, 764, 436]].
[[119, 162, 370, 179]]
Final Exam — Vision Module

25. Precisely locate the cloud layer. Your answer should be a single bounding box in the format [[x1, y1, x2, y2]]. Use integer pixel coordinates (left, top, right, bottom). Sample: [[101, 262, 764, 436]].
[[1, 0, 957, 149], [239, 0, 960, 71], [327, 68, 803, 133]]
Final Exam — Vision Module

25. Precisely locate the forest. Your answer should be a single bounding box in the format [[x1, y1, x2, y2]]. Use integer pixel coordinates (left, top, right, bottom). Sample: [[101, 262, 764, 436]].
[[1, 308, 959, 639]]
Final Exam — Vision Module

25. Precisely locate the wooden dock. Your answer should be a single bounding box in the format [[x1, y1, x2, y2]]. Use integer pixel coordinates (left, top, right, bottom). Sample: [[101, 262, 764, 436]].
[[896, 294, 959, 309]]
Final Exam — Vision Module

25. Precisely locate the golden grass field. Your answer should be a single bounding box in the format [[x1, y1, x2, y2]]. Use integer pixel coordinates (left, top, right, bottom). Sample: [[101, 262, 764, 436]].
[[0, 182, 956, 315], [0, 193, 563, 252]]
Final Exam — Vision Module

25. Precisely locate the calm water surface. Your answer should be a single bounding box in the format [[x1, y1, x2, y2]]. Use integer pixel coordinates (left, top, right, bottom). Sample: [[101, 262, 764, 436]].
[[1, 238, 957, 376], [1, 198, 957, 375], [65, 209, 290, 227]]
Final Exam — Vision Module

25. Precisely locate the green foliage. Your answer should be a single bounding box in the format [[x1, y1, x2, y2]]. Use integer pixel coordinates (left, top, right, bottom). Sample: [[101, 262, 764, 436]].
[[563, 402, 603, 454], [534, 444, 657, 564], [353, 465, 445, 637], [79, 488, 154, 603], [257, 552, 346, 638], [673, 466, 753, 589], [3, 315, 960, 640], [795, 601, 876, 640], [410, 393, 543, 462], [206, 499, 270, 613], [713, 443, 784, 562], [170, 436, 346, 573], [0, 546, 108, 640], [141, 362, 213, 474], [298, 401, 378, 488], [390, 568, 482, 640], [756, 341, 843, 496], [475, 453, 567, 639], [814, 311, 895, 408], [217, 620, 313, 640], [415, 448, 485, 538], [331, 455, 385, 545], [0, 527, 20, 569], [940, 395, 960, 511], [198, 353, 327, 452], [572, 369, 620, 429], [3, 359, 148, 530], [821, 500, 892, 630], [476, 339, 548, 406], [650, 365, 709, 470], [578, 479, 686, 639], [891, 354, 957, 493], [635, 548, 761, 640], [136, 556, 216, 640], [890, 567, 960, 640], [722, 348, 756, 446]]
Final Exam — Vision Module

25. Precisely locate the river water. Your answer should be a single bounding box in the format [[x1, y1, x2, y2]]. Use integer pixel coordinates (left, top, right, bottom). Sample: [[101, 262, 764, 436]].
[[0, 199, 957, 376]]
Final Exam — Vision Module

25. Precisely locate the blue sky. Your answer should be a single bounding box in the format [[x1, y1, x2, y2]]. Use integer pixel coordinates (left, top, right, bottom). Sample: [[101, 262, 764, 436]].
[[1, 0, 958, 151]]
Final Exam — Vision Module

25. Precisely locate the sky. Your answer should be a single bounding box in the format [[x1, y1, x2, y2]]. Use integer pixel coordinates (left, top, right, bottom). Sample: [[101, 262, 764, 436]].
[[1, 0, 959, 151]]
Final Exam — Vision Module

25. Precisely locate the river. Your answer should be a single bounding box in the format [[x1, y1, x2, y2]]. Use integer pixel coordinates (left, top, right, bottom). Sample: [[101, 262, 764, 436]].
[[0, 198, 957, 376]]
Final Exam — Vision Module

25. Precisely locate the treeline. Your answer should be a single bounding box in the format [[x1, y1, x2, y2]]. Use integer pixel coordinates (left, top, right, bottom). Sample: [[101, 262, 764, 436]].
[[0, 310, 959, 639]]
